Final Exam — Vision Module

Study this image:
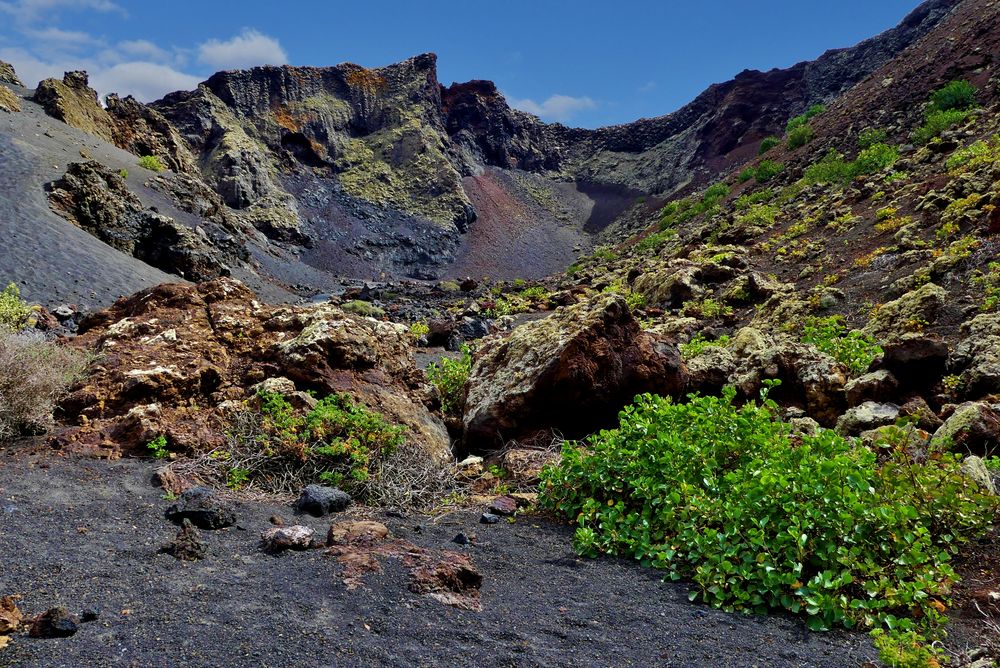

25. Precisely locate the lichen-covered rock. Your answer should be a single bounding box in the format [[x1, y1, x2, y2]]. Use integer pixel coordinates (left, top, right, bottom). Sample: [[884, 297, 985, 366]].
[[55, 279, 451, 464], [836, 401, 900, 436], [932, 402, 1000, 455], [0, 86, 21, 113], [105, 93, 199, 174], [0, 60, 23, 87], [686, 345, 737, 395], [261, 525, 315, 552], [46, 161, 244, 281], [960, 456, 997, 495], [33, 71, 117, 143], [862, 283, 947, 341], [463, 294, 687, 450], [951, 313, 1000, 399]]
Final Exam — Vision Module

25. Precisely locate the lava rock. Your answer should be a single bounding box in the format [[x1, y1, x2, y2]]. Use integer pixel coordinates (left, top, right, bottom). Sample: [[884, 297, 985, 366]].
[[159, 518, 208, 561], [488, 495, 518, 517], [80, 609, 100, 623], [480, 513, 500, 525], [452, 532, 470, 546], [261, 525, 315, 552], [164, 486, 236, 530], [29, 608, 79, 638], [296, 485, 351, 517]]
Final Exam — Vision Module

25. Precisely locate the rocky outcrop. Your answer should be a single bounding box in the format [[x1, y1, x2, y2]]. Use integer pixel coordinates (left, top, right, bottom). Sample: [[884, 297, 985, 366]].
[[0, 60, 23, 87], [463, 294, 687, 450], [33, 71, 117, 143], [55, 279, 451, 464], [951, 313, 1000, 399], [932, 402, 1000, 455], [45, 161, 244, 281], [104, 94, 199, 174], [0, 87, 20, 113]]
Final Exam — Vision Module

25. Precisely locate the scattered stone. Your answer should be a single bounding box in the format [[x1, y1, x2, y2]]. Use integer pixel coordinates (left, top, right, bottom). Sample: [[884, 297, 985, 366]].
[[269, 515, 286, 526], [488, 495, 518, 517], [80, 609, 99, 623], [836, 402, 901, 436], [899, 396, 943, 431], [159, 518, 208, 561], [480, 513, 500, 525], [326, 521, 390, 547], [452, 532, 470, 546], [408, 552, 483, 611], [296, 485, 351, 517], [261, 525, 315, 552], [28, 608, 78, 639], [959, 456, 997, 495], [164, 486, 236, 530], [0, 596, 23, 634], [151, 465, 190, 496]]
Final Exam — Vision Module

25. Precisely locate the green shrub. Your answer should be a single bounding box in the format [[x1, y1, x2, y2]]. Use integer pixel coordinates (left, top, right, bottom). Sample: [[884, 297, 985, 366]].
[[786, 104, 826, 133], [137, 155, 166, 172], [852, 143, 899, 176], [426, 345, 472, 417], [946, 136, 1000, 171], [804, 150, 853, 185], [408, 321, 430, 341], [754, 160, 783, 183], [341, 300, 385, 318], [679, 333, 730, 359], [0, 283, 37, 330], [858, 128, 888, 150], [786, 124, 814, 150], [118, 168, 128, 180], [915, 108, 968, 144], [871, 629, 943, 668], [540, 386, 996, 633], [147, 435, 170, 459], [738, 166, 756, 183], [636, 228, 676, 253], [930, 79, 977, 112], [759, 136, 780, 154], [801, 316, 882, 375]]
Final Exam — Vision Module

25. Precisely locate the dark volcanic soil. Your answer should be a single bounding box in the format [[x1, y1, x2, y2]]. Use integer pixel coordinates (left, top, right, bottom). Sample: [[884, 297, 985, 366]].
[[0, 451, 879, 668]]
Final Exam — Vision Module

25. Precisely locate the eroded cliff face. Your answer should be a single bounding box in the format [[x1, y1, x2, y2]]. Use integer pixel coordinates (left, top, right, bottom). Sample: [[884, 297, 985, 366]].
[[6, 0, 962, 293]]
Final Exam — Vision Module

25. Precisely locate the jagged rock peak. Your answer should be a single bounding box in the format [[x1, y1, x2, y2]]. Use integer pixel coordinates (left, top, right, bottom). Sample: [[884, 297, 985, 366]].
[[0, 60, 23, 87]]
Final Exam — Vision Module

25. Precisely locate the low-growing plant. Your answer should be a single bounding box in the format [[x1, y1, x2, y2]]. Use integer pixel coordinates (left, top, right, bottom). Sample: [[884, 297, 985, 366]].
[[804, 150, 853, 185], [870, 628, 944, 668], [408, 321, 430, 341], [0, 329, 89, 442], [801, 315, 882, 375], [426, 345, 472, 417], [930, 79, 977, 112], [858, 128, 888, 149], [786, 104, 825, 133], [734, 188, 774, 210], [738, 166, 756, 183], [147, 435, 170, 459], [753, 160, 783, 183], [679, 333, 730, 359], [758, 136, 780, 154], [853, 143, 899, 176], [137, 154, 166, 172], [946, 136, 1000, 171], [915, 109, 968, 145], [540, 385, 996, 635], [681, 297, 732, 319], [118, 168, 128, 180], [636, 228, 676, 253], [0, 283, 37, 330], [786, 123, 814, 150], [341, 300, 385, 318]]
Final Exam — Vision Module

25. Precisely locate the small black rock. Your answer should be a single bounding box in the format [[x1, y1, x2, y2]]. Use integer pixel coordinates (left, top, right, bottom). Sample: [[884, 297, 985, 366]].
[[480, 513, 500, 525], [80, 608, 99, 623], [165, 486, 236, 530], [452, 532, 470, 545], [29, 607, 78, 638], [296, 485, 351, 517]]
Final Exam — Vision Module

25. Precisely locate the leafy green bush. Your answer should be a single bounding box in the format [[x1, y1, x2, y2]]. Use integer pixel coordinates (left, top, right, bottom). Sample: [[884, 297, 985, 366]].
[[408, 321, 430, 341], [786, 104, 825, 133], [341, 300, 385, 318], [540, 387, 996, 633], [915, 109, 968, 144], [147, 435, 170, 459], [858, 128, 888, 150], [0, 283, 37, 331], [753, 160, 783, 183], [137, 155, 166, 172], [426, 345, 472, 417], [738, 166, 756, 183], [852, 143, 899, 176], [636, 228, 676, 253], [734, 188, 774, 210], [657, 183, 729, 231], [679, 333, 730, 359], [871, 628, 943, 668], [759, 136, 780, 154], [804, 150, 853, 185], [786, 124, 814, 150], [930, 79, 977, 112], [946, 136, 1000, 171], [801, 316, 882, 375]]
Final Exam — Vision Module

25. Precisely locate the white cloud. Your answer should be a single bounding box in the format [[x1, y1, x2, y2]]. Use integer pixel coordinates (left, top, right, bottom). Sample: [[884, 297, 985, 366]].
[[24, 27, 99, 50], [197, 29, 287, 70], [0, 0, 122, 23], [508, 93, 597, 123], [118, 39, 170, 63], [638, 80, 657, 94], [89, 61, 201, 101]]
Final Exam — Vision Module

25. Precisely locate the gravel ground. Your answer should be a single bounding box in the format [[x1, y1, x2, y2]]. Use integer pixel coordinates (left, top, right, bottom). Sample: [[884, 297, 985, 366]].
[[0, 450, 878, 668]]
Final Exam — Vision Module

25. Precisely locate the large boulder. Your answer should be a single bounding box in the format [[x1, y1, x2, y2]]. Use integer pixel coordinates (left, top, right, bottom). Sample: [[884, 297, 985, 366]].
[[463, 294, 687, 450], [33, 71, 117, 143], [0, 86, 20, 114], [55, 279, 451, 463], [950, 313, 1000, 399], [932, 402, 1000, 455], [836, 402, 900, 436], [0, 60, 23, 87], [862, 283, 947, 341]]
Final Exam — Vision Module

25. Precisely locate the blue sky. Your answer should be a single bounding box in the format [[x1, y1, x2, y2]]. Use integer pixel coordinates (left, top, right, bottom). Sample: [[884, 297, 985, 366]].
[[0, 0, 922, 128]]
